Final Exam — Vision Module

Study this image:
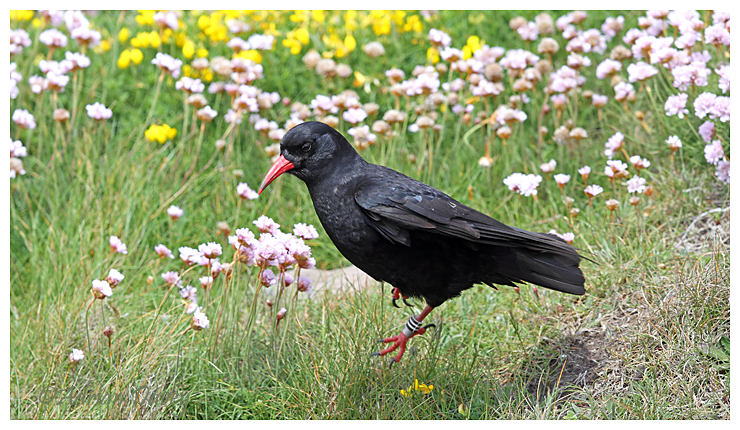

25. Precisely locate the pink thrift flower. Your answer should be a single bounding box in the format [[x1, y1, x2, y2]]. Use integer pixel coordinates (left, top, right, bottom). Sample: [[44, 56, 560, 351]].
[[709, 96, 730, 122], [210, 261, 222, 278], [198, 242, 223, 259], [503, 173, 542, 197], [260, 268, 278, 287], [604, 132, 624, 157], [69, 348, 84, 364], [191, 309, 210, 330], [247, 33, 275, 50], [693, 92, 717, 119], [664, 93, 689, 119], [715, 65, 730, 93], [151, 53, 183, 79], [704, 23, 730, 46], [106, 269, 124, 287], [297, 276, 313, 293], [178, 246, 202, 266], [293, 223, 319, 240], [253, 215, 281, 234], [342, 108, 368, 124], [540, 159, 557, 174], [613, 82, 635, 102], [12, 109, 36, 130], [629, 155, 651, 170], [167, 205, 184, 221], [236, 182, 259, 200], [162, 271, 180, 286], [666, 135, 682, 151], [86, 102, 112, 120], [39, 28, 68, 48], [592, 94, 608, 108], [428, 28, 452, 47], [627, 61, 658, 82], [549, 229, 575, 244], [596, 59, 622, 79], [175, 77, 205, 93], [698, 121, 716, 143], [181, 284, 198, 302], [199, 276, 213, 289], [578, 165, 591, 181], [154, 11, 180, 31], [584, 184, 604, 198], [626, 176, 647, 194], [92, 279, 113, 299], [155, 244, 175, 259], [553, 174, 571, 186], [109, 235, 127, 254], [716, 160, 730, 184], [704, 140, 725, 165]]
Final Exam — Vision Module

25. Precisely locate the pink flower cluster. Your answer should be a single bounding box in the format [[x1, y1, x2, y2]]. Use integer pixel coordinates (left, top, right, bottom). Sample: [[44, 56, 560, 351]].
[[503, 173, 543, 197]]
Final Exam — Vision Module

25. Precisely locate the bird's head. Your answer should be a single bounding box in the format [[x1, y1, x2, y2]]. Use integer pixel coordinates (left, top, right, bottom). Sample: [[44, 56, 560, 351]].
[[259, 121, 358, 193]]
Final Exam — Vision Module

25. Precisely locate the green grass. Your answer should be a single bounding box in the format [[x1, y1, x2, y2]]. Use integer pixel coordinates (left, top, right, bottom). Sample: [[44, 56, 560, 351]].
[[10, 10, 729, 419]]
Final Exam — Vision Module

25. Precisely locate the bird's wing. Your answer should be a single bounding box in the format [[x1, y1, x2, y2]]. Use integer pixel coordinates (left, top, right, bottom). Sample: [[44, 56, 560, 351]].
[[354, 175, 575, 255]]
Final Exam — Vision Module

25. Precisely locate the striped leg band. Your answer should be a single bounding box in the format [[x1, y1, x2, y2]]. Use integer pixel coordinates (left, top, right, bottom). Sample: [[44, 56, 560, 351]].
[[402, 316, 422, 337]]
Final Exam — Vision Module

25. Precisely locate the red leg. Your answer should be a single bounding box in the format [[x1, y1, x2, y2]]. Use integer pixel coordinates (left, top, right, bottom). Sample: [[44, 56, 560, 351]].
[[373, 305, 436, 367], [391, 287, 412, 308]]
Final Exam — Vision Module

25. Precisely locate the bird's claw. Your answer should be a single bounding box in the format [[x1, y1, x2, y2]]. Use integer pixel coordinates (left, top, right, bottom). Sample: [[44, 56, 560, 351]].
[[390, 288, 411, 309], [422, 323, 436, 330]]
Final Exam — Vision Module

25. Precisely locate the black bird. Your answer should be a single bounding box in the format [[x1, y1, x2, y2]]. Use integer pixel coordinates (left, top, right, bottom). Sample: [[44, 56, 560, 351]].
[[259, 121, 586, 366]]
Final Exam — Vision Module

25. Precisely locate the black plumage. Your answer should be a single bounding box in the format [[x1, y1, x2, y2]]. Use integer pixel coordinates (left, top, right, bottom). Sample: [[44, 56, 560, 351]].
[[259, 121, 586, 364]]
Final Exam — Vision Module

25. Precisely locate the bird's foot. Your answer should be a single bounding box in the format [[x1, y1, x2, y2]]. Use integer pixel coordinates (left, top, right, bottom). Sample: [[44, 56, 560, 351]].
[[371, 316, 436, 368], [391, 287, 412, 308]]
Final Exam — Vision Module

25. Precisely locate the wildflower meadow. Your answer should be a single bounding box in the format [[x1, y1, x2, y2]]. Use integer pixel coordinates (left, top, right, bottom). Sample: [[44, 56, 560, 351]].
[[9, 10, 729, 419]]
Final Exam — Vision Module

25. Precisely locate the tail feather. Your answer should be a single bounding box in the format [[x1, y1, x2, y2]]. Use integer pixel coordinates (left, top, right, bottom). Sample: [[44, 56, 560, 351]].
[[498, 245, 586, 296]]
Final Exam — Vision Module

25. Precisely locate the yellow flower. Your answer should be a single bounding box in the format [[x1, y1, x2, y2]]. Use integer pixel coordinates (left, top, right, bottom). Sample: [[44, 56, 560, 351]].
[[344, 34, 356, 52], [403, 15, 422, 33], [345, 10, 358, 31], [201, 69, 214, 82], [196, 48, 209, 58], [98, 40, 111, 52], [466, 35, 481, 53], [392, 10, 406, 26], [119, 27, 130, 43], [283, 37, 302, 55], [197, 14, 211, 30], [145, 124, 177, 144], [10, 10, 34, 22], [131, 32, 149, 48], [130, 48, 143, 64], [117, 50, 131, 69], [290, 11, 308, 23], [427, 46, 440, 64], [148, 31, 161, 48], [462, 46, 472, 60], [182, 40, 195, 59], [373, 18, 391, 36], [136, 10, 155, 26], [182, 64, 193, 78], [235, 49, 262, 63], [311, 10, 325, 22], [295, 28, 310, 45], [400, 379, 434, 397], [163, 124, 177, 139], [31, 18, 41, 28]]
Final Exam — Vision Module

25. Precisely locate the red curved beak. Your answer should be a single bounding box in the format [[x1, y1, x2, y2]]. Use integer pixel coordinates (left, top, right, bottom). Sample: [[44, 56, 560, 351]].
[[258, 154, 295, 194]]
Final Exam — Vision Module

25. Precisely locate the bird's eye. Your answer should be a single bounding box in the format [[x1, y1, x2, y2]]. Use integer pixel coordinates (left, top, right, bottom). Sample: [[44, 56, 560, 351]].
[[302, 142, 312, 152]]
